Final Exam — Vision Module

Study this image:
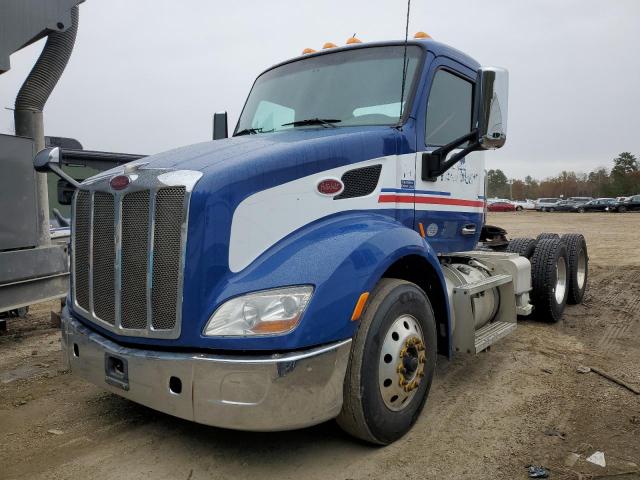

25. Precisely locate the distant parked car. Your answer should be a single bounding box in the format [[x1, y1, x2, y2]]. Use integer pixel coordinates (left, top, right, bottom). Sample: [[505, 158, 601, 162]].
[[535, 198, 561, 212], [488, 201, 516, 212], [487, 197, 511, 205], [553, 200, 581, 212], [610, 194, 640, 212], [616, 196, 629, 203], [575, 198, 617, 213], [512, 199, 536, 211], [568, 197, 593, 203]]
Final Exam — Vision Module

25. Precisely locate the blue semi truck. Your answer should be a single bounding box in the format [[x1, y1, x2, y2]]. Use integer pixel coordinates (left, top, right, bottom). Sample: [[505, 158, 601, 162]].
[[36, 35, 588, 444]]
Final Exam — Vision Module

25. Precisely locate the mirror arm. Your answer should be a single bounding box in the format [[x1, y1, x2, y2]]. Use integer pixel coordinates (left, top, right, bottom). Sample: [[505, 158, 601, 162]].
[[34, 147, 82, 189], [421, 129, 479, 181], [48, 163, 81, 189], [438, 138, 480, 175]]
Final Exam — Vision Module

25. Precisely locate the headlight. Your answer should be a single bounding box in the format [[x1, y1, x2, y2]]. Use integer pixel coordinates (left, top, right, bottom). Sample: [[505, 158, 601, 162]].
[[203, 286, 314, 337]]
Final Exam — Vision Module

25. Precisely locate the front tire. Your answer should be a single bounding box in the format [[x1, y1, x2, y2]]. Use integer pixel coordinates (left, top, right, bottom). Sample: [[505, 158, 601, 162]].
[[337, 279, 437, 445]]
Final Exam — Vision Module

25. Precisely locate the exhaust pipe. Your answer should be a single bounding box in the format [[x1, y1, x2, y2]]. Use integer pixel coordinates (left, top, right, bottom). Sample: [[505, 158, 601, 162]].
[[14, 6, 79, 244]]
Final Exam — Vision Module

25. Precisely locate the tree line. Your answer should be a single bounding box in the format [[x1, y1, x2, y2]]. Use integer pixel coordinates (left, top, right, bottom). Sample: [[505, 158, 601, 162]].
[[487, 152, 640, 200]]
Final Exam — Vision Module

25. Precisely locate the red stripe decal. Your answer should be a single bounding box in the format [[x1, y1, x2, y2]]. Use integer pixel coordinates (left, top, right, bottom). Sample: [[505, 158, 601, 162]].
[[378, 194, 485, 208]]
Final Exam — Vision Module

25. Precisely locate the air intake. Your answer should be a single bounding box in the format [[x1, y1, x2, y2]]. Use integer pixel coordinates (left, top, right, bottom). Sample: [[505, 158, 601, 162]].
[[334, 164, 382, 200]]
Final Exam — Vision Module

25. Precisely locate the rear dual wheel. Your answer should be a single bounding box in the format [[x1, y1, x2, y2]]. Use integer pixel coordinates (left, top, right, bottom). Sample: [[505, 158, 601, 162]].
[[506, 237, 537, 259], [530, 239, 569, 322], [560, 234, 588, 304], [337, 279, 437, 445]]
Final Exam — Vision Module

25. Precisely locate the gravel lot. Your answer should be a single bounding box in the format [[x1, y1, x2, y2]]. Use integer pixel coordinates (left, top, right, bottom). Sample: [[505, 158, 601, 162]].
[[1, 212, 639, 480]]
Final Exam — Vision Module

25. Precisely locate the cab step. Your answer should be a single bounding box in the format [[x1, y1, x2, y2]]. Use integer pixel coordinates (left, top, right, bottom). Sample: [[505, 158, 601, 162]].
[[474, 321, 517, 353]]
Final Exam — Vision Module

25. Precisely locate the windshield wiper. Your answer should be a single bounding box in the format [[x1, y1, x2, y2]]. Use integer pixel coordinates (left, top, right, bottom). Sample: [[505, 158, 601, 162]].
[[235, 127, 273, 136], [281, 118, 341, 128]]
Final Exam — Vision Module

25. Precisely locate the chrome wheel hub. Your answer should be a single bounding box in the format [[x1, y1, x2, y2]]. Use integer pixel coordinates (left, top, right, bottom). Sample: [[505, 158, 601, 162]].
[[555, 256, 568, 304], [378, 314, 426, 411]]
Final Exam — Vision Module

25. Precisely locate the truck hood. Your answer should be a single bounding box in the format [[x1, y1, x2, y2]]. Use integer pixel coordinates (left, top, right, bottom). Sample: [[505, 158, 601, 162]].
[[142, 125, 404, 175], [76, 125, 415, 350]]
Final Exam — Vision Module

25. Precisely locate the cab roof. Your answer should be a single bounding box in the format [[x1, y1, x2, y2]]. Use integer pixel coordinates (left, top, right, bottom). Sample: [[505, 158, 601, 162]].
[[261, 39, 481, 78]]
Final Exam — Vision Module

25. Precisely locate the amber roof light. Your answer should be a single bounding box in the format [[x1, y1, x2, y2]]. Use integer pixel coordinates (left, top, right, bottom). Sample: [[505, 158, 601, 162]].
[[322, 42, 337, 49], [302, 47, 316, 54], [346, 36, 362, 44], [414, 31, 432, 39]]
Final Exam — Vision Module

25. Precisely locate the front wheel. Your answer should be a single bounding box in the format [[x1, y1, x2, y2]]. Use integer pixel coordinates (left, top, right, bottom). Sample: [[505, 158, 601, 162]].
[[337, 279, 437, 445], [618, 205, 627, 212]]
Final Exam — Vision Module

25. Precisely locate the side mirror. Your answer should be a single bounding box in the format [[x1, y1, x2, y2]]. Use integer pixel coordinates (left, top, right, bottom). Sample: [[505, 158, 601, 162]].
[[34, 146, 60, 172], [213, 111, 228, 140], [421, 66, 509, 181], [33, 147, 80, 188], [476, 67, 509, 150]]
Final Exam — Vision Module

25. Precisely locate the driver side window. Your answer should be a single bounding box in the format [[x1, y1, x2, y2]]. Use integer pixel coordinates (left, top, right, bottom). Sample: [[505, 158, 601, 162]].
[[425, 69, 473, 146]]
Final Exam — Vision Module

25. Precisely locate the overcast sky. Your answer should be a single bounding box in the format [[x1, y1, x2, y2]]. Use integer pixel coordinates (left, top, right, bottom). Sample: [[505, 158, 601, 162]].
[[1, 0, 639, 179]]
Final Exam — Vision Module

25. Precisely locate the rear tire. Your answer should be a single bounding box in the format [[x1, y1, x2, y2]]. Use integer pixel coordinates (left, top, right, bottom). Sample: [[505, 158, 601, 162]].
[[337, 279, 437, 445], [530, 239, 569, 322], [560, 234, 588, 304], [506, 237, 537, 259], [578, 207, 585, 213], [537, 232, 560, 241], [516, 206, 523, 211], [618, 205, 627, 212]]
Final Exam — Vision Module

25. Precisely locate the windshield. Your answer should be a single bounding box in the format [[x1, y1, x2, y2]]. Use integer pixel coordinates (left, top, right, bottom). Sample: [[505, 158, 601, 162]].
[[235, 46, 422, 135]]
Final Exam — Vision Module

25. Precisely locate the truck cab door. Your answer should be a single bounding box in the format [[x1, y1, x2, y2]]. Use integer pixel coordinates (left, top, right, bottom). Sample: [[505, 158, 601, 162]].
[[414, 58, 485, 253]]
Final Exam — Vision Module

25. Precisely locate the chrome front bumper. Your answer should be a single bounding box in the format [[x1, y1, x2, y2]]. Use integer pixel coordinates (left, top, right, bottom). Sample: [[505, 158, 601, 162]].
[[61, 308, 352, 431]]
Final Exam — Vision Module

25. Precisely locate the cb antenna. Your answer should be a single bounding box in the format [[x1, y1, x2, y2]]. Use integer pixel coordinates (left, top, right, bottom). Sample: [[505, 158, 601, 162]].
[[399, 0, 412, 121]]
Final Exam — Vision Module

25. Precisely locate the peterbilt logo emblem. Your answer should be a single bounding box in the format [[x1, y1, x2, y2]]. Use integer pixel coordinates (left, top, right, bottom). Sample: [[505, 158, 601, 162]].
[[316, 178, 344, 196], [110, 175, 130, 190]]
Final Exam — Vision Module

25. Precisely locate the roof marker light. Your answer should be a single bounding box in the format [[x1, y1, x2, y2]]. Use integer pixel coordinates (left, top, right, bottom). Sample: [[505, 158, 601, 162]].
[[414, 31, 432, 39], [302, 47, 316, 54], [322, 42, 337, 49], [346, 36, 362, 44]]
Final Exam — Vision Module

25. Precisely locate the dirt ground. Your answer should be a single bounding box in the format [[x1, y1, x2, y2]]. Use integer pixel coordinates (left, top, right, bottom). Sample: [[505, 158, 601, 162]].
[[1, 212, 639, 480]]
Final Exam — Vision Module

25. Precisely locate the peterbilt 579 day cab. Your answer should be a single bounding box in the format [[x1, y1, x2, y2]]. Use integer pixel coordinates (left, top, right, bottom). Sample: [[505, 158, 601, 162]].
[[35, 35, 589, 444]]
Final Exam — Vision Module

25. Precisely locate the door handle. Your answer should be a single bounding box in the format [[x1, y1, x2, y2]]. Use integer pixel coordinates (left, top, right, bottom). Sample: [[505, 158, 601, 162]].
[[461, 224, 477, 236]]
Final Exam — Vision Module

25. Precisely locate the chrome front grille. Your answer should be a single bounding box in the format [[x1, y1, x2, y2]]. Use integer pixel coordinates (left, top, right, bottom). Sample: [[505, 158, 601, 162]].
[[74, 191, 91, 312], [71, 169, 201, 339], [92, 192, 116, 325], [151, 187, 186, 330], [120, 190, 150, 329]]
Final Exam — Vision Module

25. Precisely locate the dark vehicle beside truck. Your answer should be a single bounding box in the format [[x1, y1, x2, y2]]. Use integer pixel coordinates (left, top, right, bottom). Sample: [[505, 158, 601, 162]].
[[576, 198, 617, 213], [553, 200, 582, 212], [610, 194, 640, 212]]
